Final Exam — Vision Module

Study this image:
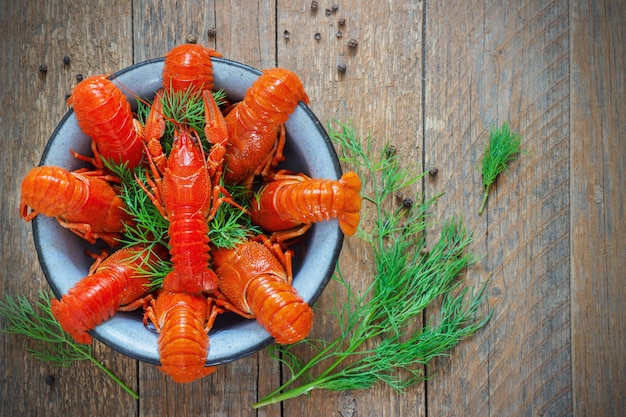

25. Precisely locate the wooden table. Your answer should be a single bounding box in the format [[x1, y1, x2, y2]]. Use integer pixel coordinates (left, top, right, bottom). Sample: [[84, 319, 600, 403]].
[[1, 1, 624, 415]]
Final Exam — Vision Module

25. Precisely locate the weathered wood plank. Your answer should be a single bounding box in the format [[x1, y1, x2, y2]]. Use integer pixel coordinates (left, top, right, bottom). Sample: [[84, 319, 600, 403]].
[[271, 1, 426, 416], [424, 0, 572, 416], [0, 1, 135, 416], [132, 0, 217, 62], [3, 1, 624, 416], [570, 0, 626, 415], [214, 0, 276, 70]]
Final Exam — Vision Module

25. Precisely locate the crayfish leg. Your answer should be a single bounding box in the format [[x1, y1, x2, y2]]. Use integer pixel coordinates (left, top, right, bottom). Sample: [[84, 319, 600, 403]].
[[55, 218, 98, 245], [213, 292, 254, 319], [206, 184, 248, 221], [69, 140, 104, 170], [257, 124, 287, 180], [118, 296, 149, 312], [268, 223, 312, 245], [20, 205, 38, 222], [204, 297, 225, 331], [142, 294, 158, 328], [266, 169, 310, 182], [134, 168, 168, 220], [254, 235, 294, 283]]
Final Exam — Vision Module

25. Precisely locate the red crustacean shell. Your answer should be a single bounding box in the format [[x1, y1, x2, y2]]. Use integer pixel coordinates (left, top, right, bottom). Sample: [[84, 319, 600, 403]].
[[50, 245, 159, 344], [19, 165, 133, 247], [249, 170, 362, 241], [212, 239, 313, 344], [162, 44, 222, 94], [67, 75, 144, 168], [145, 291, 217, 383], [223, 68, 310, 184]]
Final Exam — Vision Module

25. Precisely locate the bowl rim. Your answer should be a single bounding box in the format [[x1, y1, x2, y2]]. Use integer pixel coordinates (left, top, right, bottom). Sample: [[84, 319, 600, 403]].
[[32, 56, 344, 365]]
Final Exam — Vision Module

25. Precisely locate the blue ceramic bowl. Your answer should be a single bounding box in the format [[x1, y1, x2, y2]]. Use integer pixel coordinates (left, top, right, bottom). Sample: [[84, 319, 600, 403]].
[[33, 58, 343, 366]]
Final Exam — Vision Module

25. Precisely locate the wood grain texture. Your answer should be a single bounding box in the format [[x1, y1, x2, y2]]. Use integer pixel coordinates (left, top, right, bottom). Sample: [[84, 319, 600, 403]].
[[570, 0, 626, 415], [424, 0, 572, 416], [0, 1, 137, 416], [275, 1, 425, 416], [132, 0, 217, 62], [1, 1, 625, 416]]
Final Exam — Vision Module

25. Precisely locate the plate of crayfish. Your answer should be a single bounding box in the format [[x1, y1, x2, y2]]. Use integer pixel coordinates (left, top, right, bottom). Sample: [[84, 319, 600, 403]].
[[20, 44, 362, 383]]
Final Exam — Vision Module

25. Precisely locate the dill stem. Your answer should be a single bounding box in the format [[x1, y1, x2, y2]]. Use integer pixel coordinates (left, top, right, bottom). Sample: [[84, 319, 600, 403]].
[[86, 355, 139, 399], [254, 297, 376, 408], [254, 339, 340, 407], [253, 377, 326, 408], [478, 183, 491, 215]]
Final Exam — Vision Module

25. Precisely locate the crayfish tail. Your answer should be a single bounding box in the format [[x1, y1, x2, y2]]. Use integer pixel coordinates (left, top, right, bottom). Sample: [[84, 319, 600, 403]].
[[50, 298, 93, 344], [338, 212, 361, 237], [157, 364, 217, 384], [337, 171, 362, 236], [247, 277, 314, 344], [154, 292, 217, 383]]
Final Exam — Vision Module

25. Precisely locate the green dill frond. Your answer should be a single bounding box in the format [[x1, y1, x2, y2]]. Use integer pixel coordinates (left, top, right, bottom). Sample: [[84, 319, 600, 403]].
[[104, 160, 172, 282], [478, 122, 523, 214], [0, 290, 139, 398], [253, 120, 492, 409], [0, 290, 91, 366], [209, 182, 261, 249]]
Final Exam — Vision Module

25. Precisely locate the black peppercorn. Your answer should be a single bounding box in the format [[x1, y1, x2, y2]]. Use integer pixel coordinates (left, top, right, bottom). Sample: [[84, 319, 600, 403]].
[[385, 145, 396, 157], [336, 30, 343, 38], [338, 17, 346, 26], [207, 28, 217, 38], [38, 64, 47, 73], [63, 56, 71, 65], [76, 73, 83, 83], [337, 62, 346, 73], [45, 375, 55, 386], [429, 167, 439, 176], [332, 4, 339, 12], [402, 197, 414, 209], [314, 32, 321, 40], [311, 1, 318, 10], [284, 30, 291, 40], [325, 8, 332, 16], [348, 38, 359, 49]]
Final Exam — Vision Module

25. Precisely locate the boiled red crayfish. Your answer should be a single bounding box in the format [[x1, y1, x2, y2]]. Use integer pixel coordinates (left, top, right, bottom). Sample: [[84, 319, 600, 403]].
[[20, 166, 133, 247], [51, 244, 163, 344], [223, 68, 309, 186], [249, 170, 362, 242], [143, 290, 220, 383], [138, 88, 238, 295], [162, 43, 222, 94], [212, 236, 313, 344], [67, 74, 145, 169]]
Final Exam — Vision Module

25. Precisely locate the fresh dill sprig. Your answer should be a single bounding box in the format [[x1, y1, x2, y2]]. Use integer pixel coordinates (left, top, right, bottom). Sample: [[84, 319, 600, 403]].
[[103, 159, 172, 284], [253, 120, 492, 408], [478, 122, 523, 215], [209, 182, 262, 249], [0, 290, 139, 399]]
